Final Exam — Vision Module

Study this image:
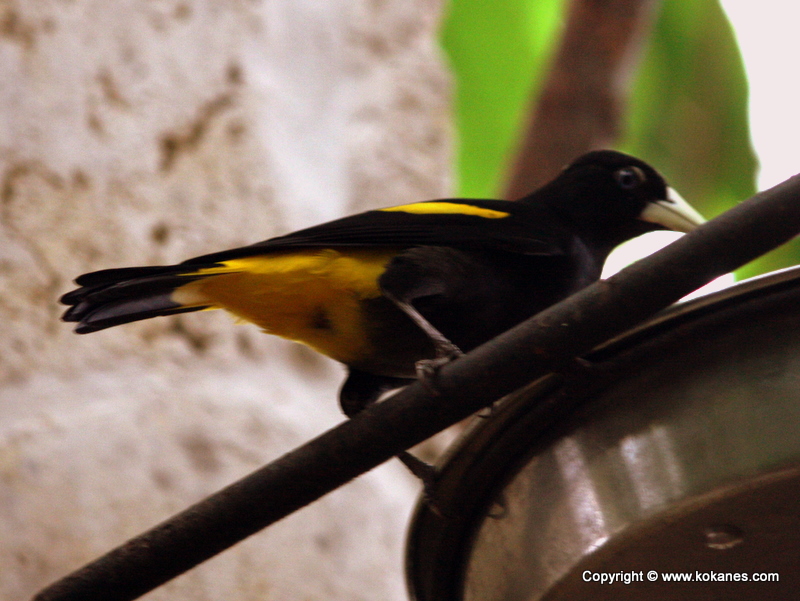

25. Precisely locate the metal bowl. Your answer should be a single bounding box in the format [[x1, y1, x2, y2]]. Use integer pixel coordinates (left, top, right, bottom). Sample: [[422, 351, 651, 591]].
[[406, 267, 800, 600]]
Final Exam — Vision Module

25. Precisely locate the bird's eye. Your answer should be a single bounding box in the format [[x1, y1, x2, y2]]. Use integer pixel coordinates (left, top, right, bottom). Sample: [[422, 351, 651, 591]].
[[614, 166, 646, 190]]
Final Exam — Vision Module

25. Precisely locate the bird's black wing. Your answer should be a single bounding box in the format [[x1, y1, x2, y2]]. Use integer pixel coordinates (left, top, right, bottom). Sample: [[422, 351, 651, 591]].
[[182, 199, 567, 265], [65, 198, 569, 315]]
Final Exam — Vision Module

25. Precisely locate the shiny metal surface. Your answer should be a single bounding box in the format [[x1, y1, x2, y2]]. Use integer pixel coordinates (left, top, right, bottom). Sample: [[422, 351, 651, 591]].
[[406, 267, 800, 601]]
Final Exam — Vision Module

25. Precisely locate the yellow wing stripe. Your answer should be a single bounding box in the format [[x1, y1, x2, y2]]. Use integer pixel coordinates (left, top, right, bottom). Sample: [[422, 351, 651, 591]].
[[380, 202, 509, 219]]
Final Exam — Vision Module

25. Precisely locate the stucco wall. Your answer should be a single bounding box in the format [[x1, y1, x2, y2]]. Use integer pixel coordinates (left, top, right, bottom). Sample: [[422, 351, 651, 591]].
[[0, 1, 451, 599]]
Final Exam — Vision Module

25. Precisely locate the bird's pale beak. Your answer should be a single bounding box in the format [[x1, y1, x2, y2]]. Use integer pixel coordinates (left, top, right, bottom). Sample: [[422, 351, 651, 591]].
[[639, 187, 706, 233]]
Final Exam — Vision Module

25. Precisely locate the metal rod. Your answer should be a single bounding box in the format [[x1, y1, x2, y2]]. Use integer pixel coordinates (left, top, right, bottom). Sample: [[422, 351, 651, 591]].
[[34, 172, 800, 601]]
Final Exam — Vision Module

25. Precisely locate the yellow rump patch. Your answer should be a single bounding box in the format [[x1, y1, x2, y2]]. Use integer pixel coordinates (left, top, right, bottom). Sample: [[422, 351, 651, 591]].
[[172, 248, 399, 365], [381, 202, 509, 219]]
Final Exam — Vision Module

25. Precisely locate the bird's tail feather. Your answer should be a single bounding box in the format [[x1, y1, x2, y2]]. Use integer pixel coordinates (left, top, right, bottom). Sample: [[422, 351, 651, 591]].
[[60, 265, 217, 334]]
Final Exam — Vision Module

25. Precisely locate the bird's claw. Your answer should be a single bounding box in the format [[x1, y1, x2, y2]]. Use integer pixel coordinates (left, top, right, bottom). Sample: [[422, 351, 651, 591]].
[[415, 344, 463, 395]]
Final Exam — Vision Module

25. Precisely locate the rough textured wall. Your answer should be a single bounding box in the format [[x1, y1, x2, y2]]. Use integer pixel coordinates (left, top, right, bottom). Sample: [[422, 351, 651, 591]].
[[0, 1, 451, 599]]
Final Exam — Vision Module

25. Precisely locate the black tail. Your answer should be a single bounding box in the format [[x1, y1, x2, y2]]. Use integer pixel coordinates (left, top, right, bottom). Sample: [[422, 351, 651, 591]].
[[60, 265, 213, 334]]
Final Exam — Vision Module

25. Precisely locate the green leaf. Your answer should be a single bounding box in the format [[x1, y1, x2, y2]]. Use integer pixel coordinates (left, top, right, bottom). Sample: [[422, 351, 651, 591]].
[[440, 0, 566, 198]]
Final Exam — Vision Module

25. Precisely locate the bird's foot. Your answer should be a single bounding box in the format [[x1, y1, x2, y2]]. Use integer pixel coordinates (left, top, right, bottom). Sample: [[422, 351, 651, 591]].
[[415, 342, 463, 395], [383, 291, 464, 394]]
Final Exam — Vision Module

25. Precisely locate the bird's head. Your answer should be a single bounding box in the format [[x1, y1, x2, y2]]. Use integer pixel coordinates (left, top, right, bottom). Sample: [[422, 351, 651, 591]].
[[538, 150, 706, 254]]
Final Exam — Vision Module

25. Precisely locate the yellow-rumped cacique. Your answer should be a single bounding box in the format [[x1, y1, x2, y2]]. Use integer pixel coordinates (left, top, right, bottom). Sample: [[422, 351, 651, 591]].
[[61, 150, 705, 420]]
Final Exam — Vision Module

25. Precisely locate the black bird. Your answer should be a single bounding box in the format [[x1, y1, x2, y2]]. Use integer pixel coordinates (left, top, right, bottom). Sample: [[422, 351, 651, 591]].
[[62, 150, 704, 421]]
